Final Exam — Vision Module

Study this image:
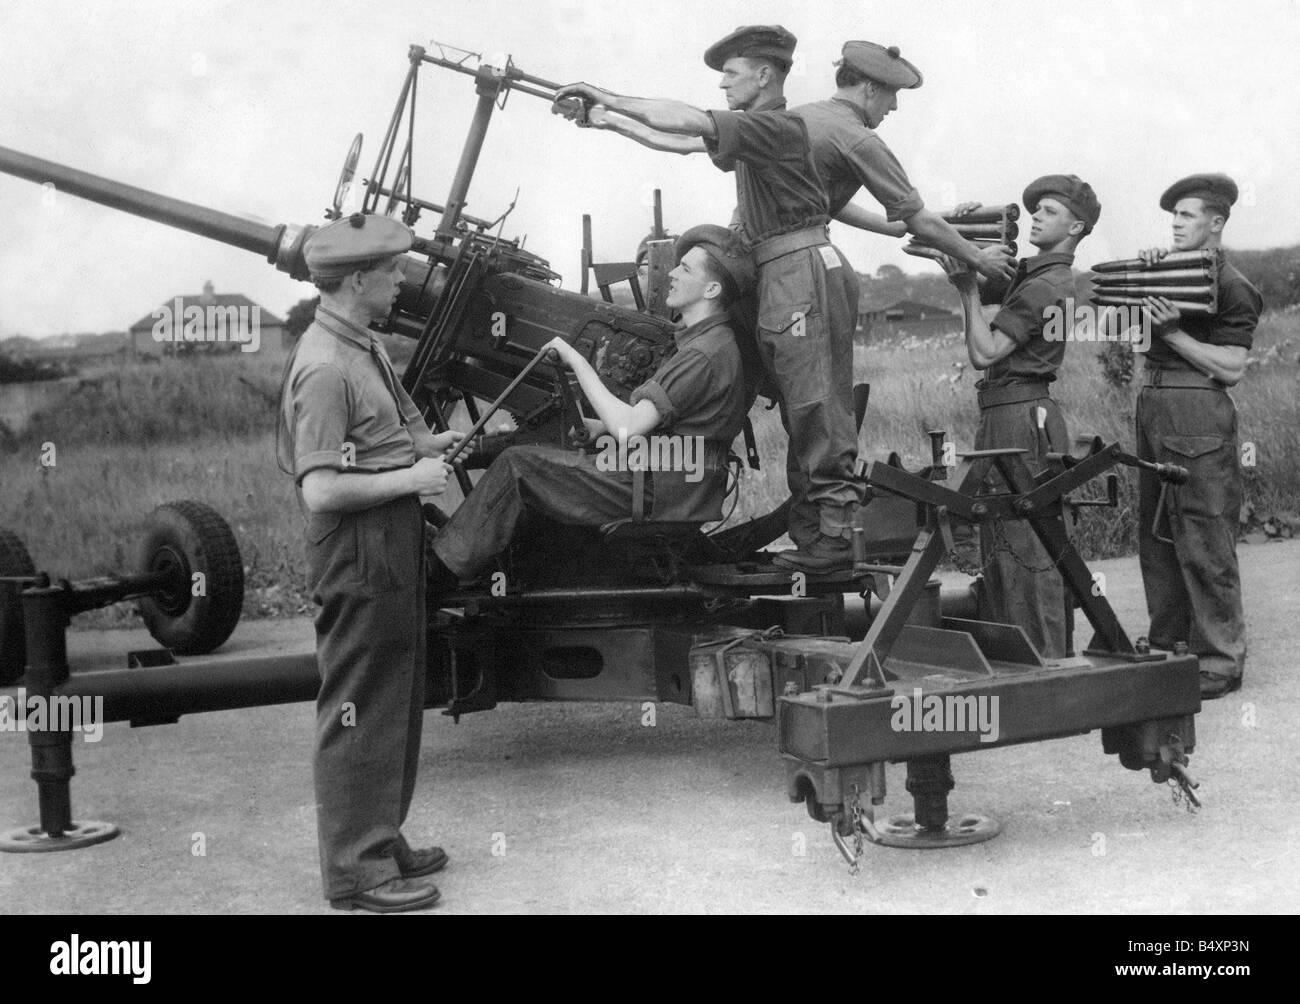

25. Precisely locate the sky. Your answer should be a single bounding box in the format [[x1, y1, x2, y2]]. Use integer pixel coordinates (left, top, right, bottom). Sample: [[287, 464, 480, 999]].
[[1, 0, 1298, 337]]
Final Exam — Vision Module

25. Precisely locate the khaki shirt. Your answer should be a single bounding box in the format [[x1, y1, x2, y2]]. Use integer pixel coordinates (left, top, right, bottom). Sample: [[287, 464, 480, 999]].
[[630, 313, 747, 446], [1144, 258, 1261, 369], [280, 311, 439, 483], [792, 98, 925, 222], [705, 107, 830, 243], [982, 251, 1076, 386]]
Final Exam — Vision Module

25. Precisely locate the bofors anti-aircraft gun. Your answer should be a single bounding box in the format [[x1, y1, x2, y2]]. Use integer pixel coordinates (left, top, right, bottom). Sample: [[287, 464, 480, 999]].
[[0, 44, 1202, 867]]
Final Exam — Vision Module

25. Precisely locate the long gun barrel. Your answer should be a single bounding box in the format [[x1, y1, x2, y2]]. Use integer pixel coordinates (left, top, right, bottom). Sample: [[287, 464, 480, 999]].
[[0, 144, 313, 278]]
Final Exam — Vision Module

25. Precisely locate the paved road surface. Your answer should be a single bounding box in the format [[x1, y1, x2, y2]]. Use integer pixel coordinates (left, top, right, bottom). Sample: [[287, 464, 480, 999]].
[[2, 542, 1296, 914]]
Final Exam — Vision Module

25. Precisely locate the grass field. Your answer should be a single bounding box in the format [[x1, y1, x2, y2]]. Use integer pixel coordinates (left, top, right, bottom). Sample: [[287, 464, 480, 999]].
[[2, 312, 1296, 629]]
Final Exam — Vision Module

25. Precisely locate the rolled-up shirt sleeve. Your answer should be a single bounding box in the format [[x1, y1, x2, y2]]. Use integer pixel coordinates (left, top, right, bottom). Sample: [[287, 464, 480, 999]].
[[630, 349, 714, 429], [290, 363, 351, 483], [1207, 279, 1261, 349], [706, 109, 805, 171], [991, 277, 1063, 346], [846, 134, 924, 221]]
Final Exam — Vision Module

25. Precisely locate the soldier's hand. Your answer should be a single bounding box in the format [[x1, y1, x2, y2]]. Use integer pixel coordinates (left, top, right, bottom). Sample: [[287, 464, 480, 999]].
[[974, 244, 1017, 283], [950, 201, 983, 218], [584, 104, 613, 129], [1141, 296, 1181, 338], [947, 266, 978, 290], [551, 96, 590, 126], [408, 457, 453, 496], [543, 336, 579, 368], [431, 429, 472, 461], [1138, 246, 1170, 267], [555, 82, 615, 113]]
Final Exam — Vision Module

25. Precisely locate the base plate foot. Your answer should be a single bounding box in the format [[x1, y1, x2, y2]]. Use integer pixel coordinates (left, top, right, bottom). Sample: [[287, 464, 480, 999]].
[[0, 820, 120, 853]]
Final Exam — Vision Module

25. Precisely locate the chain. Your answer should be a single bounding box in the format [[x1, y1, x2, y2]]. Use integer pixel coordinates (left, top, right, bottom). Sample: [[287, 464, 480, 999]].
[[990, 518, 1062, 574], [847, 786, 865, 873], [1164, 734, 1200, 814], [945, 517, 1061, 576], [1168, 778, 1197, 814]]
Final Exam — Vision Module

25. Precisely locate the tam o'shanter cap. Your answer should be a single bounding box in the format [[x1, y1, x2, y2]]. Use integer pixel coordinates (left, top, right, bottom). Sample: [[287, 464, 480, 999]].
[[704, 25, 797, 72], [840, 41, 923, 89], [676, 224, 756, 297], [304, 213, 413, 280], [1159, 173, 1239, 214], [1023, 174, 1102, 233]]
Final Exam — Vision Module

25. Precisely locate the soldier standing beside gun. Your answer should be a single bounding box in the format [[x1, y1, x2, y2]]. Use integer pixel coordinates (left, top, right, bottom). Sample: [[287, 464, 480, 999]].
[[942, 176, 1101, 659], [1133, 174, 1260, 699], [278, 213, 464, 912]]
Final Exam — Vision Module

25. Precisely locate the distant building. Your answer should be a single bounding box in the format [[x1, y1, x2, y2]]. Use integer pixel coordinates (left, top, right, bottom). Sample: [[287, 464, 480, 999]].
[[0, 332, 128, 363], [858, 297, 963, 342], [127, 280, 285, 356]]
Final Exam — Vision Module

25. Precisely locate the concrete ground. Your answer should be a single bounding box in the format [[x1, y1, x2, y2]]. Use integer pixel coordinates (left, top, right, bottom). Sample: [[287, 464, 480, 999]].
[[2, 541, 1297, 914]]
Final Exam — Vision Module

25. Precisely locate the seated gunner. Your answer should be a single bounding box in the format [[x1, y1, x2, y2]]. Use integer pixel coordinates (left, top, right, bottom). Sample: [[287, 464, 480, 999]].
[[430, 224, 755, 586]]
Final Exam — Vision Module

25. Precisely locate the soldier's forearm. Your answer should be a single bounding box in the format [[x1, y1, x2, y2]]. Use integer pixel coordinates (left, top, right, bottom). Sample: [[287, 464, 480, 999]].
[[954, 282, 1007, 369], [602, 110, 706, 154], [566, 352, 659, 438], [609, 96, 715, 138], [835, 203, 907, 237], [1161, 332, 1248, 385], [907, 210, 981, 266], [300, 467, 417, 514]]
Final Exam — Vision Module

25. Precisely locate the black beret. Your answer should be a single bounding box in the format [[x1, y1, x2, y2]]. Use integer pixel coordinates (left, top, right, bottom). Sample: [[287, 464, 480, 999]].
[[304, 213, 412, 280], [704, 25, 797, 72], [1159, 173, 1238, 214], [840, 40, 923, 89], [1023, 174, 1101, 234], [676, 224, 756, 299]]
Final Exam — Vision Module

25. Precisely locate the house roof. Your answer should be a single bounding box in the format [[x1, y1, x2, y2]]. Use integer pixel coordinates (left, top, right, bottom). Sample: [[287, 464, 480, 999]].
[[128, 292, 285, 332], [861, 297, 955, 317]]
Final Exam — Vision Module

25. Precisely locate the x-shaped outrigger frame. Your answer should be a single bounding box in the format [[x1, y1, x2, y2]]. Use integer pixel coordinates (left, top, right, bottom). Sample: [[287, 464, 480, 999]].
[[839, 440, 1189, 691]]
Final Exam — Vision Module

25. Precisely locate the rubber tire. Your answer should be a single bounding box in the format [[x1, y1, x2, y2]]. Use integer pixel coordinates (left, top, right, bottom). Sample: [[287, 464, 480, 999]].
[[0, 528, 36, 686], [135, 501, 244, 655]]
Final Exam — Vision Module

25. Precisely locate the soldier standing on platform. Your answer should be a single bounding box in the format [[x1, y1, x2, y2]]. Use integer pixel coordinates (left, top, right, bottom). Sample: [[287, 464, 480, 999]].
[[556, 41, 1013, 573]]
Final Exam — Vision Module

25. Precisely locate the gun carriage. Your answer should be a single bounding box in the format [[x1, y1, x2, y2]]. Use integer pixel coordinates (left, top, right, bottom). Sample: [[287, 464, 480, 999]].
[[0, 44, 1202, 866]]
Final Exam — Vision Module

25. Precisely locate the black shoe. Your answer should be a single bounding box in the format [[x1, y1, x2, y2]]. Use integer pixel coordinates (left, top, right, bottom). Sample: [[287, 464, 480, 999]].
[[330, 877, 441, 913], [1199, 672, 1241, 700], [771, 533, 854, 574], [396, 844, 448, 878]]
